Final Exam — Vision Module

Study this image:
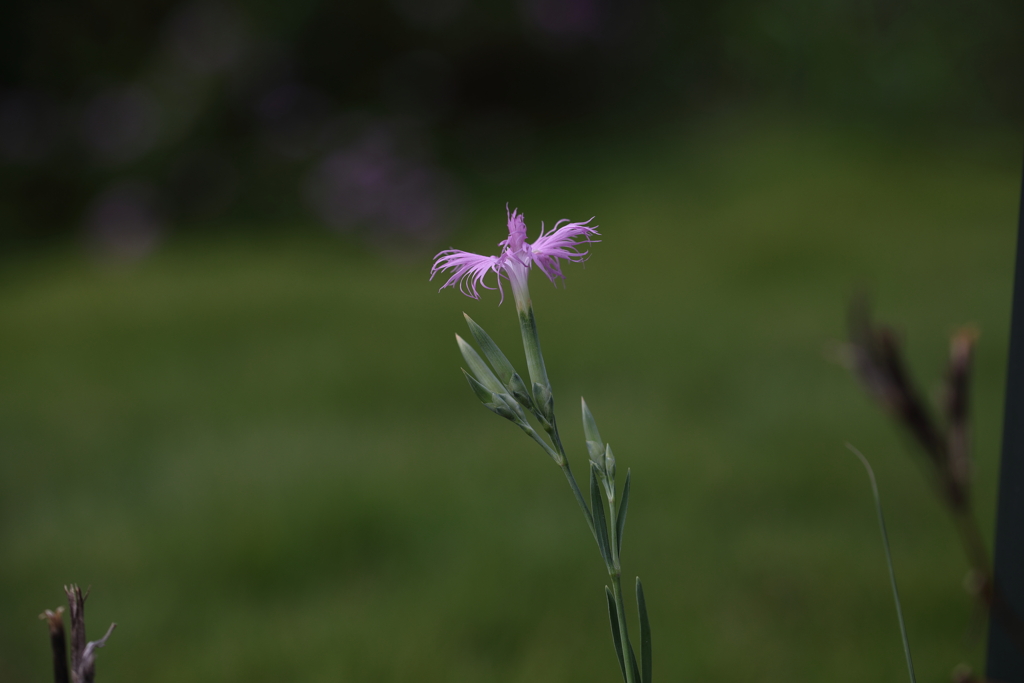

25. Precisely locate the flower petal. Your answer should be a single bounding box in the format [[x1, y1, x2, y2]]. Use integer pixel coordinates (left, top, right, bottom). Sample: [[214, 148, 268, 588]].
[[431, 249, 501, 300], [528, 218, 599, 283]]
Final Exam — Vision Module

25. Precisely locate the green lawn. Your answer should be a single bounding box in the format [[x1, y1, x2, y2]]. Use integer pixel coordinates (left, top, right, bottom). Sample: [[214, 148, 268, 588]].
[[1, 113, 1020, 682]]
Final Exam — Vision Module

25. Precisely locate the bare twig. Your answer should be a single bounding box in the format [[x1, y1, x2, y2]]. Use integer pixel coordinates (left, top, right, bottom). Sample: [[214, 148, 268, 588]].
[[39, 607, 69, 683], [80, 622, 117, 683], [64, 585, 87, 682], [61, 585, 116, 683]]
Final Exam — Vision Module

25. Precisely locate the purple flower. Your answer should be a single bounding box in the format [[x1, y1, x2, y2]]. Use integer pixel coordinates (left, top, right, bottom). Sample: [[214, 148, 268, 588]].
[[431, 207, 598, 305]]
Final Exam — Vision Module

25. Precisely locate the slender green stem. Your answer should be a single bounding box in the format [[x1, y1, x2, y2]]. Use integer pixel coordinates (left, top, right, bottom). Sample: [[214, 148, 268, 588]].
[[513, 295, 594, 540], [611, 572, 638, 683], [847, 444, 916, 683], [607, 487, 635, 683], [511, 284, 636, 681], [517, 304, 550, 390], [562, 461, 597, 541], [525, 426, 562, 463], [542, 400, 597, 541], [549, 419, 566, 458]]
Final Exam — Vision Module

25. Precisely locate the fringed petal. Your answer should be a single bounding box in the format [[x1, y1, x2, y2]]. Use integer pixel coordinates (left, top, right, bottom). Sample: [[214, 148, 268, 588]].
[[431, 249, 502, 300], [529, 217, 599, 283]]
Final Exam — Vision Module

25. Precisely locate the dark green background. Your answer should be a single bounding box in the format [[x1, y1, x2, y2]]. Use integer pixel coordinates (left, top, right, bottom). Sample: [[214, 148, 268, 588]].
[[1, 1, 1023, 681]]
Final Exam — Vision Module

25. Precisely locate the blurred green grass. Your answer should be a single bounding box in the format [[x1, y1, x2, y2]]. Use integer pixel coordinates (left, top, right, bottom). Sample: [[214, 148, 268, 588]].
[[0, 114, 1021, 682]]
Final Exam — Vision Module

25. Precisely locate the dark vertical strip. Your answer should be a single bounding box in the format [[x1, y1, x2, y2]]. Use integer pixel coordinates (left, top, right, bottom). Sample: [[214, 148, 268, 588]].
[[50, 623, 69, 683], [41, 609, 69, 683], [64, 585, 86, 683], [987, 156, 1024, 681]]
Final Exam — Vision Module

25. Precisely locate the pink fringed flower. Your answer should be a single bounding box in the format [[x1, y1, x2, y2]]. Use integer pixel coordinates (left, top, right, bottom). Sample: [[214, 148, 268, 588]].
[[431, 207, 599, 307]]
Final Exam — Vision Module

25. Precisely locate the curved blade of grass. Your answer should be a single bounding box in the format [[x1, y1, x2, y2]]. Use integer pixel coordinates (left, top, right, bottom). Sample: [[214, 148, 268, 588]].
[[636, 577, 652, 683], [606, 586, 628, 682], [846, 442, 917, 683]]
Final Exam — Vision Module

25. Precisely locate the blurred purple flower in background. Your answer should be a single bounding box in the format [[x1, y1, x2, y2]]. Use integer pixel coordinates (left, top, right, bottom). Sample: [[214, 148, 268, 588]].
[[9, 0, 997, 254], [431, 207, 598, 301], [84, 180, 164, 261], [0, 0, 655, 250], [304, 128, 462, 247]]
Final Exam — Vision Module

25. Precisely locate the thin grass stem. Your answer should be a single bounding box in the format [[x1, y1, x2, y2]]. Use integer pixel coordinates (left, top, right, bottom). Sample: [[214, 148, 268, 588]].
[[561, 461, 597, 541], [846, 443, 917, 683], [611, 573, 638, 683]]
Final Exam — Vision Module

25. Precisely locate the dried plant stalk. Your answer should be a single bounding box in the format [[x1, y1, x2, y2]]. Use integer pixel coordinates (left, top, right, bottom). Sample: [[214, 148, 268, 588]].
[[41, 586, 116, 683]]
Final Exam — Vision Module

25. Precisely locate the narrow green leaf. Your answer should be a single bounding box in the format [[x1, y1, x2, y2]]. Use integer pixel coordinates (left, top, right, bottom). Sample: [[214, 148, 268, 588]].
[[606, 586, 628, 682], [637, 577, 652, 683], [616, 469, 631, 556], [462, 369, 494, 404], [456, 334, 504, 394], [464, 314, 517, 385], [591, 464, 611, 565], [581, 398, 603, 446]]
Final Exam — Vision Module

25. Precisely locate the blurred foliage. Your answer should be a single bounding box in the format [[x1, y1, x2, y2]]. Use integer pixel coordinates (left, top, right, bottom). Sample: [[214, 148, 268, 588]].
[[0, 0, 1020, 248], [2, 2, 1023, 680], [0, 113, 1020, 681]]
